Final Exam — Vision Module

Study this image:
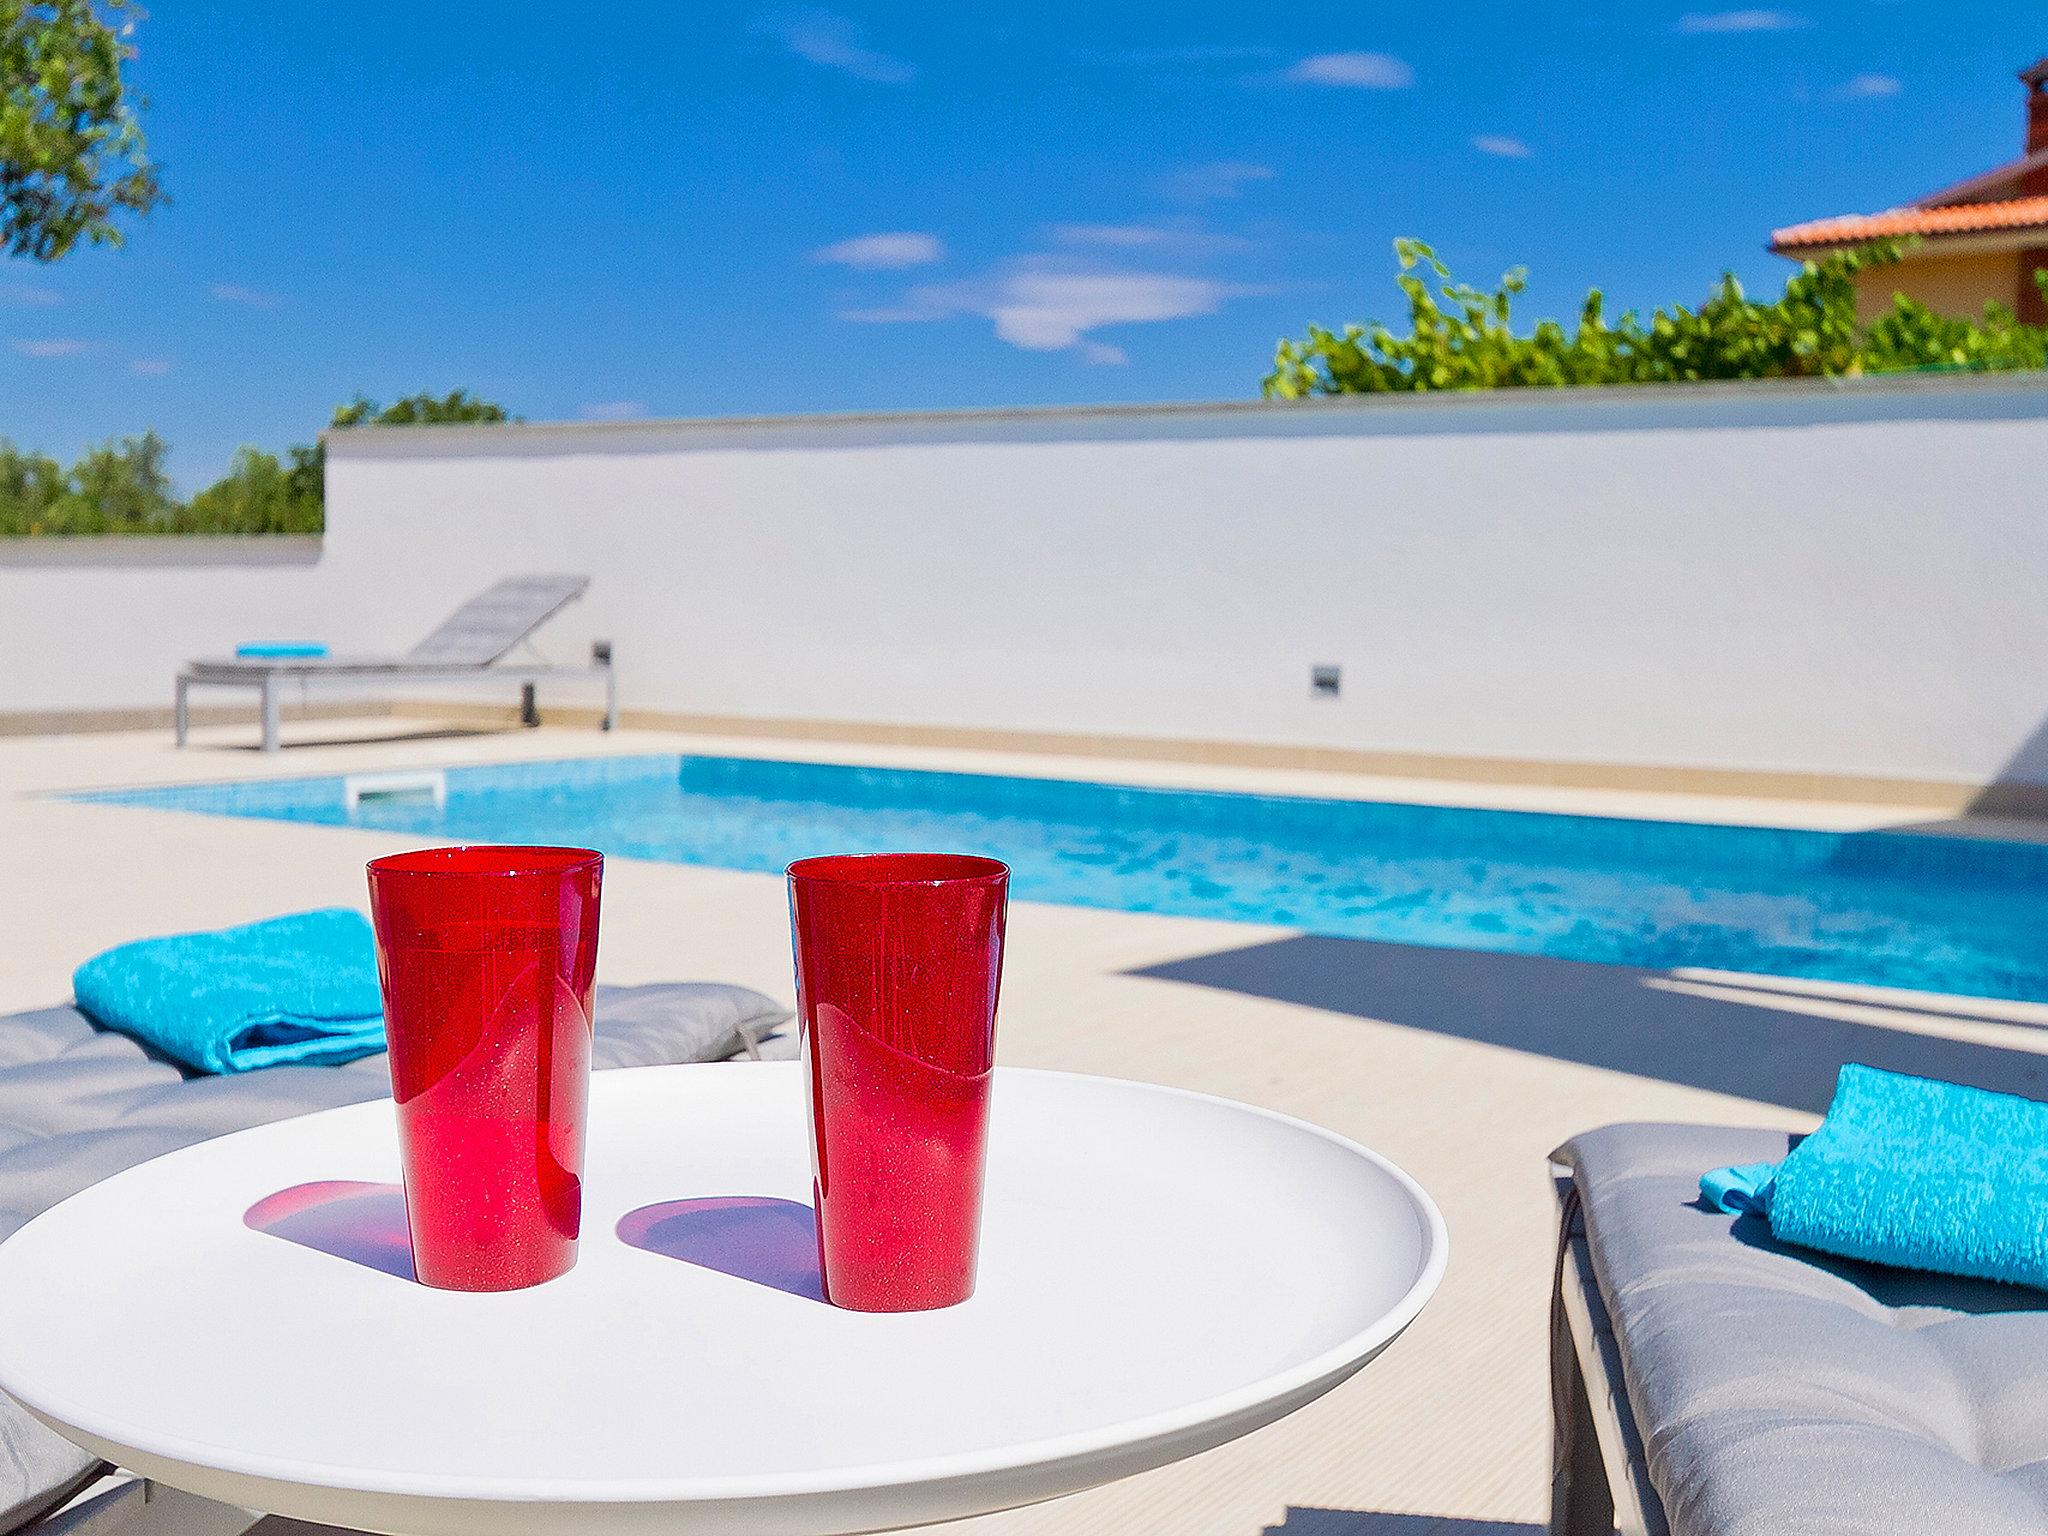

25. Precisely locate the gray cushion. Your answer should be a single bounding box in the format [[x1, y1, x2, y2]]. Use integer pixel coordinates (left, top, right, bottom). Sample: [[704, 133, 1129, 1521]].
[[1556, 1123, 2048, 1536], [0, 982, 789, 1532]]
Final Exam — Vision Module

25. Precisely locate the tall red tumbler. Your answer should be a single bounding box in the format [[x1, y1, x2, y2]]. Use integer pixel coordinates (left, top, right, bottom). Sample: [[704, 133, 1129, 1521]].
[[788, 853, 1008, 1312], [366, 845, 602, 1291]]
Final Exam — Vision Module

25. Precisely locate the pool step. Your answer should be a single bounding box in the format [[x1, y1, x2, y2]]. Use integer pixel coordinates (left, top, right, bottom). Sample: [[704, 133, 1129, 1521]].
[[342, 769, 448, 814]]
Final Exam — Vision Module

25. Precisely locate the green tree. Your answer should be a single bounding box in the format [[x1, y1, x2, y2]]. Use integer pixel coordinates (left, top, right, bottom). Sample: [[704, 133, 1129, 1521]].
[[329, 390, 512, 428], [0, 438, 67, 534], [61, 429, 173, 531], [1263, 239, 2048, 397], [183, 445, 321, 534], [0, 0, 163, 261]]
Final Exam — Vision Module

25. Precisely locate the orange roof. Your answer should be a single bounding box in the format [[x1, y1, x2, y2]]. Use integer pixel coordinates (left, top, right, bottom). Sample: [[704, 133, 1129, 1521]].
[[1771, 195, 2048, 251]]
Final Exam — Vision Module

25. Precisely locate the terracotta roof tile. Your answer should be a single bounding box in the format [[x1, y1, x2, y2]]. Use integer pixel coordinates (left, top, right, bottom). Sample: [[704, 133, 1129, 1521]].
[[1771, 196, 2048, 251]]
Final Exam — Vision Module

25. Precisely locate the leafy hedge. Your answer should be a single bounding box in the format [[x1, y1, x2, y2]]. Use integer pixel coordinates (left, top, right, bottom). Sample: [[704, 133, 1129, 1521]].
[[1263, 240, 2048, 397], [0, 390, 508, 537]]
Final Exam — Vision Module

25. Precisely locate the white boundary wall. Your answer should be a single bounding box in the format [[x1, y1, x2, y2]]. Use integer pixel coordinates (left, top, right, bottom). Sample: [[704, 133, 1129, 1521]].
[[6, 374, 2048, 789]]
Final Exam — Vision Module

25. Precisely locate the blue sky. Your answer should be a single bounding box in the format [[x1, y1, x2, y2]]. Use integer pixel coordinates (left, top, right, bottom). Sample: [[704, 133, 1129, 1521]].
[[3, 2, 2043, 489]]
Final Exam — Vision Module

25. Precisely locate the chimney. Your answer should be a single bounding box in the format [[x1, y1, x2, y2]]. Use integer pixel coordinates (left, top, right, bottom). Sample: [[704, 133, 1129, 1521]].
[[2022, 59, 2048, 205], [2025, 58, 2048, 155]]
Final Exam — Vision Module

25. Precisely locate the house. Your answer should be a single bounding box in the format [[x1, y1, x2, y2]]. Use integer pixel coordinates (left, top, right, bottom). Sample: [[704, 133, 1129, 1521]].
[[1770, 58, 2048, 323]]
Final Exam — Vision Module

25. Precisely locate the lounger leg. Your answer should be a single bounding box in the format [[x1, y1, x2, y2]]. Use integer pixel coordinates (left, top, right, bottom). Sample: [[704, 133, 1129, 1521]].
[[43, 1478, 263, 1536], [259, 676, 281, 753], [1552, 1307, 1618, 1536], [520, 682, 540, 728], [174, 678, 190, 747]]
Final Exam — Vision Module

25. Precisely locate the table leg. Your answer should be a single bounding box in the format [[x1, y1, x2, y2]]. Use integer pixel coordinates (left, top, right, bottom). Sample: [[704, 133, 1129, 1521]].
[[174, 679, 190, 747], [259, 678, 281, 754]]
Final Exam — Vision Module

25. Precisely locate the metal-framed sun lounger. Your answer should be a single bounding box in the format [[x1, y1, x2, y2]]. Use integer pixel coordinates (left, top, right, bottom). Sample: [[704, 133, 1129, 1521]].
[[174, 574, 616, 752], [1550, 1123, 2048, 1536]]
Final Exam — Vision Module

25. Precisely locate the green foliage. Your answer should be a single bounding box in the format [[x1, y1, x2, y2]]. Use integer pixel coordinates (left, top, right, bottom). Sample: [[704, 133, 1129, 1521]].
[[1, 390, 511, 537], [329, 390, 512, 428], [181, 446, 321, 534], [1264, 239, 2048, 397], [0, 438, 67, 534], [0, 431, 174, 533], [66, 428, 173, 529], [0, 0, 163, 261]]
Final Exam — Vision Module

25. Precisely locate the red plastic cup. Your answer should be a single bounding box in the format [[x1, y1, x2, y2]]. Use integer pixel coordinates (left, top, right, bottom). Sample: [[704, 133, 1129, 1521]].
[[787, 853, 1008, 1312], [365, 845, 602, 1291]]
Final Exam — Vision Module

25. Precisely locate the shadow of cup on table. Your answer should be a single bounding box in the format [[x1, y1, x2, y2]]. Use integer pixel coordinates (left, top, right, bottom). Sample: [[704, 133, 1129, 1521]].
[[616, 1196, 825, 1302], [245, 1181, 416, 1281], [249, 1184, 827, 1301]]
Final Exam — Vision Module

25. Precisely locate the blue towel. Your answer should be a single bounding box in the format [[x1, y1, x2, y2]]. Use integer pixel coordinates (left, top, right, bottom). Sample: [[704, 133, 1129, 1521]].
[[235, 642, 328, 658], [73, 909, 385, 1075], [1702, 1063, 2048, 1290]]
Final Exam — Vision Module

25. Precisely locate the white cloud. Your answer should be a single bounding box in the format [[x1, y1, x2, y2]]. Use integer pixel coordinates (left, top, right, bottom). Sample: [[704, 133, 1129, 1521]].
[[0, 284, 61, 306], [210, 283, 281, 308], [1673, 10, 1811, 33], [1052, 224, 1174, 248], [1049, 223, 1252, 255], [773, 10, 915, 83], [1283, 52, 1415, 88], [1160, 159, 1274, 204], [580, 400, 647, 421], [1472, 134, 1533, 158], [988, 269, 1228, 350], [130, 357, 171, 375], [843, 258, 1247, 361], [12, 338, 93, 358], [812, 231, 944, 269], [1841, 73, 1901, 98]]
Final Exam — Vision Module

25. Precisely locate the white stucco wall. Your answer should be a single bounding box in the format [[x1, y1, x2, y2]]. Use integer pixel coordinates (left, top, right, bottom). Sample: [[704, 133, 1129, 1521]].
[[7, 375, 2048, 788]]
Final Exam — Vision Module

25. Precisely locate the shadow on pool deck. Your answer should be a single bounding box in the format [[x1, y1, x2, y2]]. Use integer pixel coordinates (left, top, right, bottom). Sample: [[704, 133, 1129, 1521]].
[[1130, 936, 2048, 1115], [1261, 1509, 1536, 1536]]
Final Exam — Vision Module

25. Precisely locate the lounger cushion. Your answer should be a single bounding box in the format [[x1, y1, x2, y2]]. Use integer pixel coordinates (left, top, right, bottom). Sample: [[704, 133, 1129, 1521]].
[[1556, 1123, 2048, 1536], [0, 983, 791, 1533]]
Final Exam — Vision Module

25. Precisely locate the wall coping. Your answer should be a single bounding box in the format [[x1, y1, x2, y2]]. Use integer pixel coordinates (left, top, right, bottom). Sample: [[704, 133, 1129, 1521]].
[[0, 536, 322, 568], [324, 369, 2048, 457]]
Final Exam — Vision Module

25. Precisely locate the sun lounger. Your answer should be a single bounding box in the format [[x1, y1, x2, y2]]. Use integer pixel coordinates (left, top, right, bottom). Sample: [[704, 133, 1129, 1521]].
[[0, 983, 793, 1534], [175, 574, 617, 751], [1551, 1123, 2048, 1536]]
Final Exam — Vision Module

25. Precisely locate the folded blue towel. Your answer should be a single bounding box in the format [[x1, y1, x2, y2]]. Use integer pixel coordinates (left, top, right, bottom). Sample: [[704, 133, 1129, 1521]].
[[73, 909, 385, 1075], [235, 642, 328, 658], [1702, 1063, 2048, 1290]]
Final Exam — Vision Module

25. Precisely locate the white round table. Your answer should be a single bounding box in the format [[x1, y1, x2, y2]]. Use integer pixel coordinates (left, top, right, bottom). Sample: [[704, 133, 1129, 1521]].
[[0, 1063, 1446, 1536]]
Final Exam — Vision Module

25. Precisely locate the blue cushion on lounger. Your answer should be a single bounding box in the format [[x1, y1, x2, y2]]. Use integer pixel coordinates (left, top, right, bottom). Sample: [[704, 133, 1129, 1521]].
[[233, 643, 328, 658]]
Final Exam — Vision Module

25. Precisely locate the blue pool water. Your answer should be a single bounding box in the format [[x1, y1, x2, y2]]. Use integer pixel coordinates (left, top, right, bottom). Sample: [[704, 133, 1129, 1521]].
[[78, 754, 2048, 1001]]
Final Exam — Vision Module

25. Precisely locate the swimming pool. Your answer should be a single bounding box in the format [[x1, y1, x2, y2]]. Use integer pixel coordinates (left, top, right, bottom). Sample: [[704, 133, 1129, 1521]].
[[78, 753, 2048, 1001]]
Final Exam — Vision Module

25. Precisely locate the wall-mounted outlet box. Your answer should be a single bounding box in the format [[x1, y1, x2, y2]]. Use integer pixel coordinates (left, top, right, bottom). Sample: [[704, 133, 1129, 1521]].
[[1311, 664, 1341, 699]]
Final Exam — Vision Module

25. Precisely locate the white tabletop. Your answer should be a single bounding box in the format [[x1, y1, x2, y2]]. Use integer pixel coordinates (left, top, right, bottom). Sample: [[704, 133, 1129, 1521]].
[[0, 1063, 1446, 1536]]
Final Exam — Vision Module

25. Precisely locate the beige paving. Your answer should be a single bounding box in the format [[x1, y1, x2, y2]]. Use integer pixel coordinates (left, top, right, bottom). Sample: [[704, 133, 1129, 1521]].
[[4, 717, 2046, 1536]]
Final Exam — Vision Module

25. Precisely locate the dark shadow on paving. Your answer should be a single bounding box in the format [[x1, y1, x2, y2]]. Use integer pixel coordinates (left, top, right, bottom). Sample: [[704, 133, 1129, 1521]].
[[1129, 935, 2048, 1115], [226, 725, 505, 752], [1261, 1509, 1537, 1536]]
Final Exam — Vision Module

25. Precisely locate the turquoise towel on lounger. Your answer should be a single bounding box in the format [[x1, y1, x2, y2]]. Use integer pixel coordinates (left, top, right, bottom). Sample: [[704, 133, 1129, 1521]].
[[1702, 1063, 2048, 1290], [234, 642, 327, 657], [72, 909, 385, 1075]]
